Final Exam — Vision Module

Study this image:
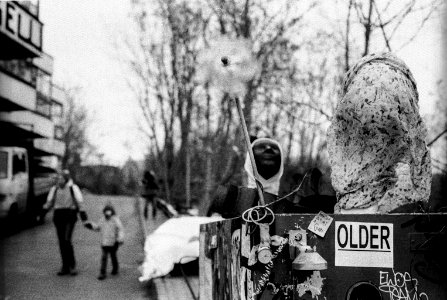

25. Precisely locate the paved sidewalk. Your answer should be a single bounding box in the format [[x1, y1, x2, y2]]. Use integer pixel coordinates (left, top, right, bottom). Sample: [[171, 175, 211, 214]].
[[1, 194, 150, 300], [1, 194, 199, 300]]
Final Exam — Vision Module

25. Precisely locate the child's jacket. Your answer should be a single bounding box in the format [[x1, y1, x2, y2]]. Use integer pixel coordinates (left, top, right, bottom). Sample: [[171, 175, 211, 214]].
[[96, 216, 124, 246]]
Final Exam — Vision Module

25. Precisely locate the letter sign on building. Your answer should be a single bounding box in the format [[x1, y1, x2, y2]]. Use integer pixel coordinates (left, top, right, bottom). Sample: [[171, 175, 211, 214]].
[[335, 221, 393, 268], [0, 2, 42, 57]]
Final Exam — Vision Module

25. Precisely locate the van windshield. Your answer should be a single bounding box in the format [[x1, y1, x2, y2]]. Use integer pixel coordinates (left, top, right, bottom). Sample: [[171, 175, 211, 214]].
[[0, 151, 7, 179]]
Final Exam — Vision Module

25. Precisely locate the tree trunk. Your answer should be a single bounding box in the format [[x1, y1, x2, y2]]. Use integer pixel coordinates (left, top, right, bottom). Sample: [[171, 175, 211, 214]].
[[162, 140, 173, 203], [285, 115, 296, 167], [345, 0, 353, 71], [185, 134, 191, 208], [363, 0, 374, 57], [200, 148, 213, 215]]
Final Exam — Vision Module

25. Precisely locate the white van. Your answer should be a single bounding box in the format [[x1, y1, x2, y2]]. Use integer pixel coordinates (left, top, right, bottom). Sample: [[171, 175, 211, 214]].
[[0, 147, 55, 220]]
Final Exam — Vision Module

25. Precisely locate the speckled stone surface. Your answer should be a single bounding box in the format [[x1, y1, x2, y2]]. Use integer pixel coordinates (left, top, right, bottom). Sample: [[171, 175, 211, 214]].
[[327, 53, 432, 213]]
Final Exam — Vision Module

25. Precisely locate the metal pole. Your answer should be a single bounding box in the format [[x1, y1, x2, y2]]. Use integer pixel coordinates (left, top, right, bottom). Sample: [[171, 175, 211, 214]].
[[234, 96, 265, 206]]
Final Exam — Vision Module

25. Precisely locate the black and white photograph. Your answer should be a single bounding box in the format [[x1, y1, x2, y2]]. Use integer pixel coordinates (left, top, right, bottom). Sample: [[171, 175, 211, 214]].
[[1, 0, 446, 299]]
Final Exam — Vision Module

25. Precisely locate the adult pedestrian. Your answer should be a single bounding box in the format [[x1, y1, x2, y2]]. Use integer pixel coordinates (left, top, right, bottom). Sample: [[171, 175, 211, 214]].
[[141, 170, 159, 219], [42, 169, 88, 276]]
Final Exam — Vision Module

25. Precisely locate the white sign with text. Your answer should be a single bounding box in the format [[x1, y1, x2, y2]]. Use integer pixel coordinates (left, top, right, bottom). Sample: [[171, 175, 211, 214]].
[[335, 221, 393, 268]]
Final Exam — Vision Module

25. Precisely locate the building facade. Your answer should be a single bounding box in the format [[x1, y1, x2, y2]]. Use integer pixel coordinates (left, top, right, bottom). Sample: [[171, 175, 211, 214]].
[[1, 1, 65, 172]]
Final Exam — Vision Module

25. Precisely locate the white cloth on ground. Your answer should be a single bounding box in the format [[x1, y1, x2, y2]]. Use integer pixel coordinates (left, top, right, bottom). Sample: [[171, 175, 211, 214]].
[[139, 216, 222, 282]]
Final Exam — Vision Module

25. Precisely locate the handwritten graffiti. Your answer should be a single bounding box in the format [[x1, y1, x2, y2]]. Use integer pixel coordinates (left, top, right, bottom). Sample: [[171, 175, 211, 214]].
[[379, 270, 429, 300]]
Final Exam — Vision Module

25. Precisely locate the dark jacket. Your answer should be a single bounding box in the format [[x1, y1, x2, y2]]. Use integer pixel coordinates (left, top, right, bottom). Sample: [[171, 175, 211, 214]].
[[207, 185, 297, 218]]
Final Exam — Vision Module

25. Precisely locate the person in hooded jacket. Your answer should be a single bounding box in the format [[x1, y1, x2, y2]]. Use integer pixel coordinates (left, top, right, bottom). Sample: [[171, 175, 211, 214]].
[[84, 203, 124, 280], [207, 137, 295, 218]]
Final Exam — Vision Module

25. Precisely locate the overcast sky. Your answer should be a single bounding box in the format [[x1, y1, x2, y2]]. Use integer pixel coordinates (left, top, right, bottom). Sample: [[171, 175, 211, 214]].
[[39, 0, 445, 166], [40, 0, 142, 166]]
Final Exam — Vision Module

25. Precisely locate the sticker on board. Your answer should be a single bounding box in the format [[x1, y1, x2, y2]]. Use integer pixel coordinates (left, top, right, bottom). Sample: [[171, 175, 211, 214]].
[[335, 221, 393, 268], [308, 211, 333, 237]]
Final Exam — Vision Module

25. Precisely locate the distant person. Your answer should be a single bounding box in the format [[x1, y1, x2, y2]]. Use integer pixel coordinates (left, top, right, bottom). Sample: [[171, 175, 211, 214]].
[[42, 169, 89, 276], [84, 203, 124, 280], [142, 170, 159, 219]]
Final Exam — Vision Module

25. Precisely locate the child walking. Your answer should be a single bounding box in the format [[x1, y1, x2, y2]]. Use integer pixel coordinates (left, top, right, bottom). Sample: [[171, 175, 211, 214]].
[[85, 203, 124, 280]]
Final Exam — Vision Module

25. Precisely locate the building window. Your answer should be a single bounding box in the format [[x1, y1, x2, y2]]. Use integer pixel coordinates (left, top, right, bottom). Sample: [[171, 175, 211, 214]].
[[0, 59, 37, 86], [52, 102, 63, 118], [36, 94, 51, 117], [54, 125, 64, 140], [0, 151, 8, 179], [52, 102, 63, 125], [36, 70, 51, 97], [51, 85, 66, 105]]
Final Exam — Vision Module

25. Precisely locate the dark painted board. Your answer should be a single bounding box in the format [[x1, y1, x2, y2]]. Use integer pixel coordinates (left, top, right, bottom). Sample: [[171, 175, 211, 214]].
[[200, 214, 447, 300], [271, 214, 447, 299]]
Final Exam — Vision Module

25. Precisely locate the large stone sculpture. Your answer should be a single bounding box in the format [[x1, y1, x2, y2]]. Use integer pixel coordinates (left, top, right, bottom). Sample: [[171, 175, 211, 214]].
[[327, 53, 431, 213]]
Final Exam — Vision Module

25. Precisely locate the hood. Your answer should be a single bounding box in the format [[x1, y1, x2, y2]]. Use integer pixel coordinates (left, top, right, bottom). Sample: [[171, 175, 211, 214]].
[[327, 52, 431, 213], [244, 137, 284, 196]]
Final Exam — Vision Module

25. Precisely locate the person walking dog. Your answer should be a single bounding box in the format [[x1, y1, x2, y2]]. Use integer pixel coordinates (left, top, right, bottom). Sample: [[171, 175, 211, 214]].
[[42, 169, 88, 276]]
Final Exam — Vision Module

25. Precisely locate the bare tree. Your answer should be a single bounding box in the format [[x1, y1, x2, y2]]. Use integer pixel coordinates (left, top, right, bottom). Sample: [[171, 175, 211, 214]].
[[344, 0, 442, 69], [61, 86, 95, 176], [205, 0, 317, 130], [121, 0, 207, 205], [113, 0, 443, 213]]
